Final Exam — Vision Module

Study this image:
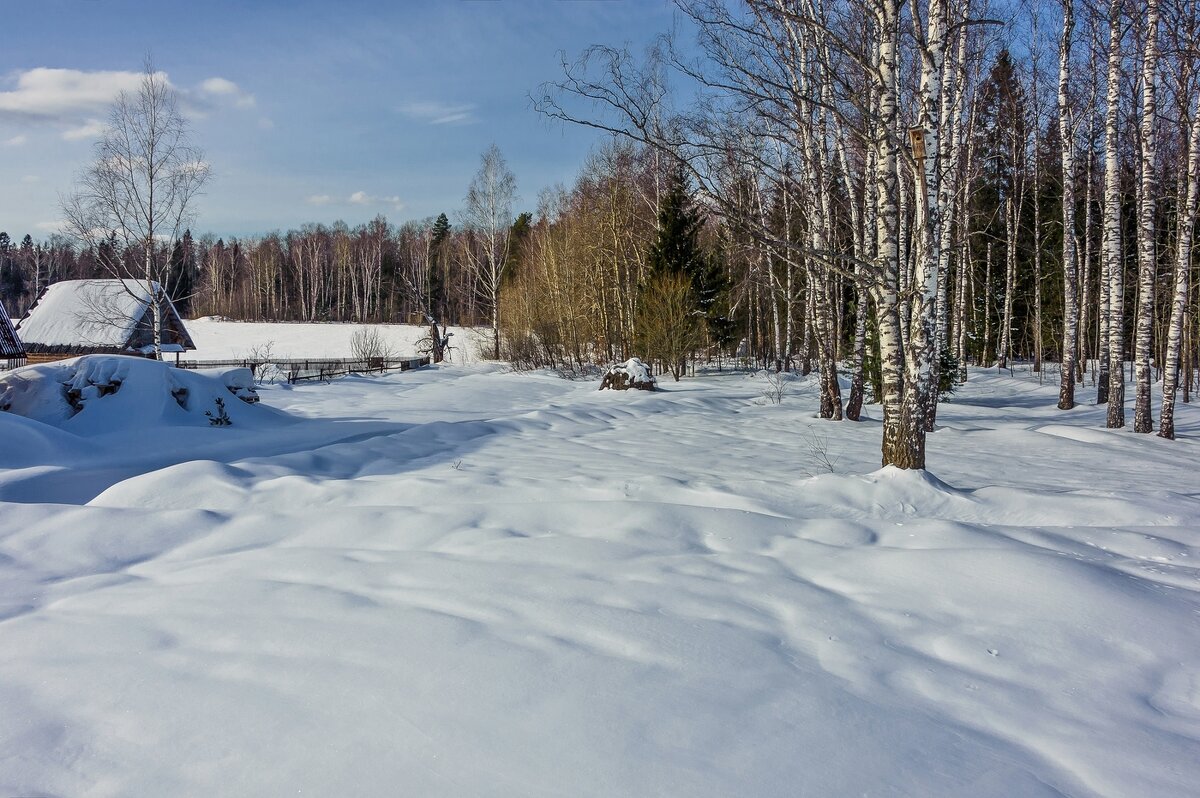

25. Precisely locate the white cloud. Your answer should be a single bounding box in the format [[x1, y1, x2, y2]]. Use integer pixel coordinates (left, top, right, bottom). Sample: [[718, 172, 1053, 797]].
[[199, 77, 238, 95], [2, 134, 26, 146], [348, 191, 403, 210], [307, 194, 334, 206], [35, 220, 64, 233], [0, 67, 257, 139], [400, 101, 476, 126], [199, 76, 255, 109], [258, 116, 275, 130], [61, 118, 105, 141], [20, 175, 39, 183], [0, 68, 147, 121]]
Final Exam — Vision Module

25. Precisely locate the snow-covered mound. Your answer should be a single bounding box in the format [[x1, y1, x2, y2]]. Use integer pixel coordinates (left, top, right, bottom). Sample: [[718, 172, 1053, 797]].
[[0, 355, 281, 435], [600, 357, 656, 390]]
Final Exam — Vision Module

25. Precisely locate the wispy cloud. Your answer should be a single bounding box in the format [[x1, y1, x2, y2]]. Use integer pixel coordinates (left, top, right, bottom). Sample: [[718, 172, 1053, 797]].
[[198, 76, 256, 109], [20, 175, 39, 183], [2, 134, 26, 146], [35, 220, 64, 233], [400, 101, 476, 126], [349, 191, 403, 210], [309, 191, 404, 211]]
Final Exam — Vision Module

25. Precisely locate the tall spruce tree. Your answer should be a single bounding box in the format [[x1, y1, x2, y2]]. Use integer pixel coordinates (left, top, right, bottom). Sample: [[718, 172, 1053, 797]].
[[647, 169, 704, 281], [167, 229, 196, 315], [506, 212, 533, 285], [0, 232, 24, 313], [639, 169, 710, 375], [429, 213, 451, 321]]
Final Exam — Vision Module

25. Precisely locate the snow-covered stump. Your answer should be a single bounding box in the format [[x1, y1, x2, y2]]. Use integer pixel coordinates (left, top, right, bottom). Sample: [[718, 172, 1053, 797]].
[[599, 358, 656, 392]]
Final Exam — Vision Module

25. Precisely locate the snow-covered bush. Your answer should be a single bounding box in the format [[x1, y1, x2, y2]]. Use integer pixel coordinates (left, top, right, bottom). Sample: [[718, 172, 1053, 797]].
[[350, 327, 394, 362]]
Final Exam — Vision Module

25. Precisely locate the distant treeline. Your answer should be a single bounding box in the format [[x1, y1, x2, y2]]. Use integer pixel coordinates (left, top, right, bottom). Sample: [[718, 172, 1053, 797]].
[[0, 217, 507, 328]]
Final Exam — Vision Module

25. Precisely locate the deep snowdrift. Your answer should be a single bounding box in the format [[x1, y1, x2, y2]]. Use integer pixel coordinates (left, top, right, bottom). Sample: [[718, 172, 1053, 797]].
[[1, 359, 1198, 797], [0, 355, 271, 433]]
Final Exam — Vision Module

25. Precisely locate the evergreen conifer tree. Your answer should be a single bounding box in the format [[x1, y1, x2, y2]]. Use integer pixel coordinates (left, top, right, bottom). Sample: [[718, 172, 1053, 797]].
[[429, 213, 451, 321], [167, 229, 196, 315], [647, 169, 704, 281], [506, 212, 533, 285]]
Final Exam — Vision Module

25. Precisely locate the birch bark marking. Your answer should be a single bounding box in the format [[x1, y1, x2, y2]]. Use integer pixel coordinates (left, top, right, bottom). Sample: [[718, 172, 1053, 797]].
[[1103, 0, 1126, 427], [1058, 0, 1080, 409], [1132, 0, 1160, 432]]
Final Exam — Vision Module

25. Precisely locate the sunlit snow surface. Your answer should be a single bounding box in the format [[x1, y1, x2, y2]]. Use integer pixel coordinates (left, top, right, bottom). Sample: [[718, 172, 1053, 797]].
[[1, 346, 1198, 796]]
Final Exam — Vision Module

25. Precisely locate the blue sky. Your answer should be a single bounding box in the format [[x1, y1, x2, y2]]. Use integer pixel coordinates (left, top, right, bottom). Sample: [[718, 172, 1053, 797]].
[[0, 0, 679, 240]]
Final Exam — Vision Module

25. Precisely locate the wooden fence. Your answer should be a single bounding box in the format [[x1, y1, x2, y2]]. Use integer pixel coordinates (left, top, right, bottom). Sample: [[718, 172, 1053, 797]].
[[177, 356, 430, 384]]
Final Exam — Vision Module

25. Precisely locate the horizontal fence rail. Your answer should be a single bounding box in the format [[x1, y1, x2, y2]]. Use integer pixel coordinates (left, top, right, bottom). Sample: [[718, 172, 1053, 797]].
[[177, 356, 430, 383]]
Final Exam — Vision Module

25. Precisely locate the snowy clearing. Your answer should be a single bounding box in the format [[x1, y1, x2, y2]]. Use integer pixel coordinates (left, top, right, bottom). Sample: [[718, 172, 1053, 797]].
[[185, 317, 486, 364], [1, 351, 1198, 797]]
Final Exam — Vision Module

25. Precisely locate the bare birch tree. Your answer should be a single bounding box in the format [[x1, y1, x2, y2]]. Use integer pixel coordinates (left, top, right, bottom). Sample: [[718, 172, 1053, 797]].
[[61, 59, 209, 357], [1102, 0, 1126, 427], [1058, 0, 1080, 408], [1131, 0, 1160, 432], [1158, 4, 1200, 439], [463, 144, 517, 360]]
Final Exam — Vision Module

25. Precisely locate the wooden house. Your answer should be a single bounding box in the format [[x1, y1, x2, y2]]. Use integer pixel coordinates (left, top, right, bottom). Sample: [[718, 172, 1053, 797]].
[[0, 300, 24, 369], [16, 279, 196, 364]]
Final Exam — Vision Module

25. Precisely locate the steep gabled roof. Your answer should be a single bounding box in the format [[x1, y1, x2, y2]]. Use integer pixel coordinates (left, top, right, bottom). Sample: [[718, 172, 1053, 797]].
[[0, 300, 23, 357], [16, 279, 194, 351]]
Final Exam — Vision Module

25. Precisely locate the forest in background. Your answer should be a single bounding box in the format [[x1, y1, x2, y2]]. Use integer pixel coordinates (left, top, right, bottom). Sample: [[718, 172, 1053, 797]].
[[2, 0, 1198, 467]]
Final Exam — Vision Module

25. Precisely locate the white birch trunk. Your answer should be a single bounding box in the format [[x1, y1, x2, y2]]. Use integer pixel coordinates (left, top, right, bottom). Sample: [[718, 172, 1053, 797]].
[[1132, 0, 1160, 432], [1079, 145, 1095, 382], [999, 194, 1019, 370], [1159, 89, 1200, 438], [907, 0, 947, 438], [1103, 0, 1126, 427], [872, 0, 914, 467], [1058, 0, 1080, 408]]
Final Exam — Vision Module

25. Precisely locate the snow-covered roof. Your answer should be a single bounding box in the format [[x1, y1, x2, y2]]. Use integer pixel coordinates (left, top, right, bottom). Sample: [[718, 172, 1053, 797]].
[[16, 279, 194, 352]]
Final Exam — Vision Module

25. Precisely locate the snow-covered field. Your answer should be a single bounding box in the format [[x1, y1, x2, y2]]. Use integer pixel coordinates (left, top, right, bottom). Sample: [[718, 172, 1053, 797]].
[[186, 317, 485, 363], [1, 337, 1198, 797]]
